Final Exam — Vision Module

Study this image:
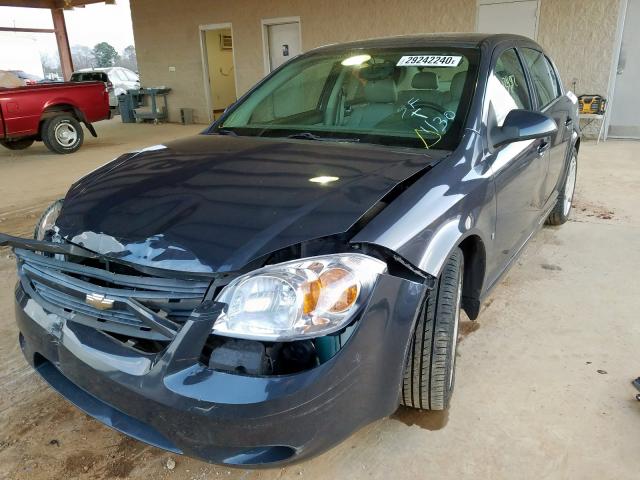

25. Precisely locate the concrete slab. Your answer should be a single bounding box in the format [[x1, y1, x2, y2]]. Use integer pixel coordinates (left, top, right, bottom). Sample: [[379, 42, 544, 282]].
[[0, 137, 638, 479]]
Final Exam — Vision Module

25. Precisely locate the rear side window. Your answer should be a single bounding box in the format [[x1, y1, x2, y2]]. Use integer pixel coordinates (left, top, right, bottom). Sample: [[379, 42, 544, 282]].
[[544, 56, 562, 96], [71, 72, 108, 82], [487, 48, 531, 125], [521, 48, 561, 108]]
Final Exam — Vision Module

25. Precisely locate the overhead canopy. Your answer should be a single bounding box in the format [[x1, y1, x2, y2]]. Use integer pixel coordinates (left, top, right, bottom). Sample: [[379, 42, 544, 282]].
[[0, 1, 110, 8], [0, 0, 113, 79]]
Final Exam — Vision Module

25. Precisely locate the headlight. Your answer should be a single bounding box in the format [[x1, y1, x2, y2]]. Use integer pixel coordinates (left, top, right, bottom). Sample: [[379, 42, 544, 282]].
[[34, 199, 64, 241], [213, 254, 386, 341]]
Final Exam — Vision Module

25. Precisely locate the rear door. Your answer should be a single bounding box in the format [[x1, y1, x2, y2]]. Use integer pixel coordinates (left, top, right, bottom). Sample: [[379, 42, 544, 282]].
[[520, 48, 571, 203], [485, 47, 548, 280]]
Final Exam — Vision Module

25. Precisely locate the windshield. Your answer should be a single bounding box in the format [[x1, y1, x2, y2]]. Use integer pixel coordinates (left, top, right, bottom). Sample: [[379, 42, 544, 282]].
[[215, 47, 479, 150]]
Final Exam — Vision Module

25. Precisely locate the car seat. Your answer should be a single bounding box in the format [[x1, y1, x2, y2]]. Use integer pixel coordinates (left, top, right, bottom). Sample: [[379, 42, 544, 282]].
[[444, 71, 467, 112], [397, 71, 444, 107], [343, 78, 398, 128]]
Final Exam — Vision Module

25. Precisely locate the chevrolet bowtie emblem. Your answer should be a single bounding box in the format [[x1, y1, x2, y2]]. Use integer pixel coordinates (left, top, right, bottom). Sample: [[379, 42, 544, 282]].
[[85, 293, 114, 310]]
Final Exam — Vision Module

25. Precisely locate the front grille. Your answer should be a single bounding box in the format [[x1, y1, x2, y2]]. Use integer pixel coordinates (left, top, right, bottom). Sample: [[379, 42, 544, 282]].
[[16, 249, 210, 341]]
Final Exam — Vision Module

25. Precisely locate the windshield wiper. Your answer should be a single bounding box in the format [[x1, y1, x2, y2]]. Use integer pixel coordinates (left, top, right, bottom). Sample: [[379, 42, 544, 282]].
[[214, 128, 238, 136], [286, 132, 360, 143]]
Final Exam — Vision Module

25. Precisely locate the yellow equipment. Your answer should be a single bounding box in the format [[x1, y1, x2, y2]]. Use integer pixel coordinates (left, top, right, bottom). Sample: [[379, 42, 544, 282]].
[[578, 95, 606, 115]]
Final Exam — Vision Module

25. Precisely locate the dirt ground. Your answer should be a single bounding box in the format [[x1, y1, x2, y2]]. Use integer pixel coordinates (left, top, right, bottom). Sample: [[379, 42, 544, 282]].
[[1, 122, 639, 480]]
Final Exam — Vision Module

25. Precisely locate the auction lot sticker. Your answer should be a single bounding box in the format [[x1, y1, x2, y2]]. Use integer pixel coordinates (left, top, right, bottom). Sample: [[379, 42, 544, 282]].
[[397, 55, 462, 67]]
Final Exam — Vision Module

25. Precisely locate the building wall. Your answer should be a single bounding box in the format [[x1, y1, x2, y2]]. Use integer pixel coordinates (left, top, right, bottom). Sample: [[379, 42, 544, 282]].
[[538, 0, 621, 95], [130, 0, 475, 123], [130, 0, 621, 124]]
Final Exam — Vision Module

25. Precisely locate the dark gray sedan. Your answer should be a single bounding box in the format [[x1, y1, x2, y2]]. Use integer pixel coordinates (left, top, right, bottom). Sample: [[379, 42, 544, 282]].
[[1, 33, 579, 466]]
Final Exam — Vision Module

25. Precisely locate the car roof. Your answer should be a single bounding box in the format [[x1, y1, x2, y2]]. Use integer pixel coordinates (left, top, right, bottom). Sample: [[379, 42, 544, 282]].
[[311, 33, 542, 53], [75, 68, 111, 72]]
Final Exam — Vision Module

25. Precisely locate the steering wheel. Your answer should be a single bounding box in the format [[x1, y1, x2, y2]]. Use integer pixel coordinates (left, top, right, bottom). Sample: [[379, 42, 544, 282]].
[[404, 100, 450, 117]]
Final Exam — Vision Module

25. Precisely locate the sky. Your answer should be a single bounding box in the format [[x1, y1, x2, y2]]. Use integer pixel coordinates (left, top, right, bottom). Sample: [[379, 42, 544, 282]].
[[0, 0, 135, 55]]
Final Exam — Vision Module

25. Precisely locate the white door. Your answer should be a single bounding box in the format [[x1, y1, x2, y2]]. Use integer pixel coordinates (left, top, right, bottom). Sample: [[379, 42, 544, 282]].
[[477, 0, 538, 39], [267, 22, 301, 71], [609, 0, 640, 138]]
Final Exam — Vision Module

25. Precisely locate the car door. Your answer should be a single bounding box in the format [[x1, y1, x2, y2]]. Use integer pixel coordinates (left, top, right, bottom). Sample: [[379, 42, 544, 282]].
[[485, 47, 548, 280], [520, 48, 571, 204]]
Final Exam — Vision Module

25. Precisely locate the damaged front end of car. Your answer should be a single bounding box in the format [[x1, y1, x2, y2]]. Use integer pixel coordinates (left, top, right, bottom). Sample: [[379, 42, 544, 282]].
[[2, 213, 430, 466], [1, 130, 450, 465]]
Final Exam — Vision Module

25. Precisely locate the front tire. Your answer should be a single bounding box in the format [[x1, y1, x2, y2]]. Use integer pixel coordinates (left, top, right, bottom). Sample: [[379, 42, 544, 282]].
[[401, 247, 464, 410], [41, 114, 84, 154], [0, 138, 34, 150], [546, 147, 578, 226]]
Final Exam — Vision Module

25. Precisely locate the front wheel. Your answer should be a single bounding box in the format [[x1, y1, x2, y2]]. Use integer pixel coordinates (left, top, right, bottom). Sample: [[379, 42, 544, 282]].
[[546, 147, 578, 226], [0, 138, 34, 150], [401, 247, 464, 410], [41, 114, 84, 154]]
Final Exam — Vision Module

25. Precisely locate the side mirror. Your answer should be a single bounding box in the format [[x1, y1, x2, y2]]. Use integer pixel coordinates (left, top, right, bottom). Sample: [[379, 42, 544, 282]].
[[491, 109, 557, 148]]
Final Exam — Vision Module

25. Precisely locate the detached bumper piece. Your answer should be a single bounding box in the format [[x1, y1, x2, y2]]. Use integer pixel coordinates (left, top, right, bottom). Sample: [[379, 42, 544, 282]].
[[11, 237, 426, 466]]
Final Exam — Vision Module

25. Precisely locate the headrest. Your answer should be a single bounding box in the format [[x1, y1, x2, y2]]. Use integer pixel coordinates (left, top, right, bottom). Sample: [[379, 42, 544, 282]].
[[412, 71, 438, 90], [450, 71, 466, 99], [364, 78, 398, 103]]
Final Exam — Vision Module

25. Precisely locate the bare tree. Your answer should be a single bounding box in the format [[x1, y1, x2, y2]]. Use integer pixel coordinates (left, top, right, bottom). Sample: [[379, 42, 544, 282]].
[[71, 45, 95, 70], [40, 52, 62, 80], [119, 45, 138, 72]]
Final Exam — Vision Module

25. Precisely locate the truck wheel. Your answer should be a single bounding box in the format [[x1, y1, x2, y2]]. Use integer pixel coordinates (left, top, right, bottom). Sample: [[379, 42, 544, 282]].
[[41, 114, 84, 154], [0, 138, 34, 150], [546, 147, 578, 226], [401, 247, 464, 410]]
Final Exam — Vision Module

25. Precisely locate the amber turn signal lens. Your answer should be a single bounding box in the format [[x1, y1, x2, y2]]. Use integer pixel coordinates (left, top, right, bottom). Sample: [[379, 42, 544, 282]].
[[302, 279, 321, 314], [319, 268, 359, 313]]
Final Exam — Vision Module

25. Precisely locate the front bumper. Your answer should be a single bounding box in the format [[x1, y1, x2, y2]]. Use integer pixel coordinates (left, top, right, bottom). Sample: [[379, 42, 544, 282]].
[[15, 273, 425, 466]]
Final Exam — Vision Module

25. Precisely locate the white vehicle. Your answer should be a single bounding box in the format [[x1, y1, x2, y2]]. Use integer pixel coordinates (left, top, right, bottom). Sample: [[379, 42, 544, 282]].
[[71, 67, 140, 108]]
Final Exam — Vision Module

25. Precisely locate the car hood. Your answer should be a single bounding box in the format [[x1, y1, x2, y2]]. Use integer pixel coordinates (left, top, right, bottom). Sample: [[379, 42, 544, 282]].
[[56, 134, 444, 273]]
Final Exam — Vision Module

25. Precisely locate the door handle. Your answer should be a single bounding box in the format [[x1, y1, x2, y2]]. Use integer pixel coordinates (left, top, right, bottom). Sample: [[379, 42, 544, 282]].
[[565, 118, 573, 126], [537, 141, 551, 156]]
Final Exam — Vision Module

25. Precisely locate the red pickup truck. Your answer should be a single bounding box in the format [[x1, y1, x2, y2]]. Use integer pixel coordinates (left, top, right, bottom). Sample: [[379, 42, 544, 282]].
[[0, 82, 110, 154]]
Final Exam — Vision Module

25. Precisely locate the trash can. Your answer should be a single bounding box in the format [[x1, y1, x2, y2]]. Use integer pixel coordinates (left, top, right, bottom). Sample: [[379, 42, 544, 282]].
[[118, 93, 136, 123], [180, 108, 194, 125]]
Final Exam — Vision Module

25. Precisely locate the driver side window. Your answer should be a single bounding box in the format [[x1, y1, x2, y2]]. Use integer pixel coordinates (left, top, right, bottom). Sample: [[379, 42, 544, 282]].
[[251, 60, 334, 123], [487, 49, 531, 126]]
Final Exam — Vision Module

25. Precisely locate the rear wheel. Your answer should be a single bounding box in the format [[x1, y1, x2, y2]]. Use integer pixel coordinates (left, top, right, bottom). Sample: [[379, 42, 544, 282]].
[[0, 138, 34, 150], [401, 247, 464, 410], [546, 147, 578, 226], [41, 114, 84, 154]]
